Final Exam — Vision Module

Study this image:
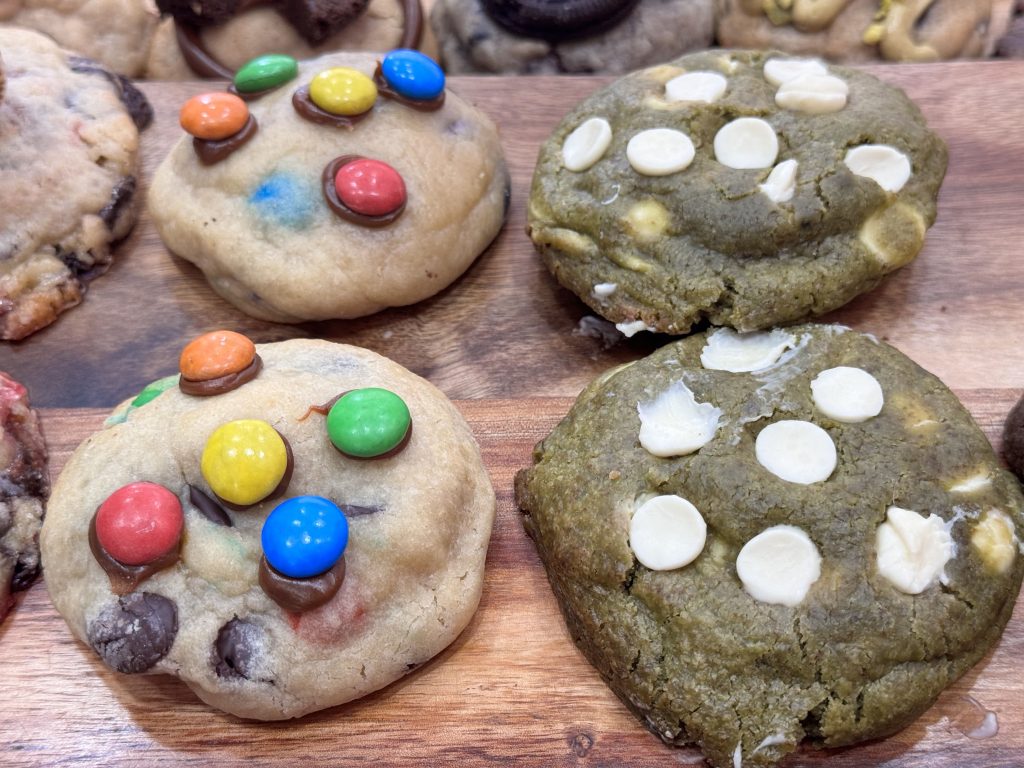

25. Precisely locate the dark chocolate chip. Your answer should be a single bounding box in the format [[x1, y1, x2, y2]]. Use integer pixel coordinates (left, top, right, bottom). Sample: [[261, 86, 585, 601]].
[[67, 56, 153, 130], [188, 484, 233, 527], [99, 177, 137, 231], [87, 592, 178, 673], [281, 0, 371, 43], [214, 617, 262, 679], [11, 557, 41, 592], [480, 0, 640, 40]]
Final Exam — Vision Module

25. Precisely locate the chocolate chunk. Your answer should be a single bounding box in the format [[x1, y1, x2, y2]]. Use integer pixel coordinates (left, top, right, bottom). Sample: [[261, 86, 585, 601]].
[[99, 177, 137, 231], [214, 617, 263, 679], [480, 0, 640, 41], [87, 592, 178, 673], [67, 56, 153, 130], [188, 484, 233, 526]]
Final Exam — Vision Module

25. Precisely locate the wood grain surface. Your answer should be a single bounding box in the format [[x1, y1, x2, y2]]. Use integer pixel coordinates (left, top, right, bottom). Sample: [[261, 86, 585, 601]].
[[3, 61, 1024, 768], [2, 394, 1023, 768], [2, 62, 1024, 407]]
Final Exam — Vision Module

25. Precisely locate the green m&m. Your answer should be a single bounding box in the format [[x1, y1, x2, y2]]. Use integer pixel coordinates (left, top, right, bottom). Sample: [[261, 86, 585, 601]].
[[234, 54, 298, 94], [326, 388, 411, 458]]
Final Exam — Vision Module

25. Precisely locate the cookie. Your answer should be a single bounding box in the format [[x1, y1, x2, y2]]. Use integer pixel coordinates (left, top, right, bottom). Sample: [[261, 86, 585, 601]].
[[431, 0, 715, 74], [527, 49, 947, 335], [1003, 394, 1024, 481], [515, 324, 1024, 768], [0, 0, 427, 78], [716, 0, 1010, 62], [41, 333, 495, 719], [0, 372, 48, 623], [0, 28, 150, 341], [997, 0, 1024, 57], [149, 49, 508, 324]]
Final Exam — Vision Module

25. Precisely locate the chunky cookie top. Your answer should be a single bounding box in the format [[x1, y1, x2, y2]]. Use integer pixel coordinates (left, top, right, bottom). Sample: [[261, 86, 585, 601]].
[[517, 324, 1024, 767], [528, 49, 947, 334]]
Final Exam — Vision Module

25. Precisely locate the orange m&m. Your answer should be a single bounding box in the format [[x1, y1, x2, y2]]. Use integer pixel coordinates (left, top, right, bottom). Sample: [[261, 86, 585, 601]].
[[180, 330, 256, 381], [180, 93, 249, 140]]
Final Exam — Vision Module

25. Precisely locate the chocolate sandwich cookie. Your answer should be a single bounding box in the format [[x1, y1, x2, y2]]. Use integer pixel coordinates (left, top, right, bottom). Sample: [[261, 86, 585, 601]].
[[516, 324, 1024, 767], [41, 335, 495, 720], [431, 0, 714, 74], [0, 28, 149, 340]]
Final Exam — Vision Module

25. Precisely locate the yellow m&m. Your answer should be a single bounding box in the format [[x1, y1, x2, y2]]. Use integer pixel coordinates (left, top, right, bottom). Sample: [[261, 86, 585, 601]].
[[309, 67, 377, 116], [201, 419, 289, 507]]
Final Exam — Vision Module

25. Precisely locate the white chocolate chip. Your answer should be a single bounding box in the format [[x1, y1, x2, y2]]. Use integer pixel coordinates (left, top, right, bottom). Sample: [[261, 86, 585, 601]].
[[811, 367, 884, 423], [562, 117, 612, 172], [876, 506, 954, 594], [775, 74, 849, 114], [763, 57, 828, 86], [627, 128, 695, 176], [714, 118, 778, 170], [629, 495, 707, 571], [971, 509, 1018, 574], [755, 420, 836, 484], [616, 319, 656, 337], [949, 472, 991, 494], [759, 159, 799, 203], [638, 381, 721, 457], [844, 145, 912, 193], [592, 282, 617, 298], [736, 525, 822, 606], [665, 71, 728, 104], [700, 328, 796, 373]]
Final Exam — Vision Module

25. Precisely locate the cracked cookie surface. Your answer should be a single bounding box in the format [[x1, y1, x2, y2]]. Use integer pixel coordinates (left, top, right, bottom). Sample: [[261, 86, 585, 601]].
[[41, 338, 495, 720], [0, 27, 150, 341], [527, 49, 947, 335], [515, 324, 1024, 767]]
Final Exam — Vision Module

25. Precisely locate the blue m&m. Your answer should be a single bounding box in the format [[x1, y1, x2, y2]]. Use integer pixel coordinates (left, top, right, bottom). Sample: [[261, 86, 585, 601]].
[[261, 496, 348, 578], [380, 49, 445, 102]]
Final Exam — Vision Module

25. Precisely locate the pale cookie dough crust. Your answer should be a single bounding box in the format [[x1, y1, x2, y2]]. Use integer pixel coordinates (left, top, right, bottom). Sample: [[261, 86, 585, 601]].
[[149, 50, 508, 324], [527, 50, 948, 334], [41, 339, 495, 720], [516, 324, 1024, 768], [0, 28, 149, 340]]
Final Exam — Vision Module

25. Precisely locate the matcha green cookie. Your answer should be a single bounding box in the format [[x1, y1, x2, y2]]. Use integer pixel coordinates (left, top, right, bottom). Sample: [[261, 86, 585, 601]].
[[516, 324, 1023, 767], [527, 50, 947, 335]]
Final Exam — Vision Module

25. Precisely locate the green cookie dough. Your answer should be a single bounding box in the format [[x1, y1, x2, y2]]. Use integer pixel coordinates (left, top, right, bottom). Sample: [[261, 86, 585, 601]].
[[516, 324, 1023, 767], [527, 50, 948, 334]]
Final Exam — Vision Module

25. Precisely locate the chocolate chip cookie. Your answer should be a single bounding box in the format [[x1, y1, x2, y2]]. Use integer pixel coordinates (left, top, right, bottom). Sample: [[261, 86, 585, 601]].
[[516, 324, 1024, 767], [0, 372, 48, 623], [0, 28, 150, 341], [41, 334, 495, 719], [149, 49, 508, 324], [431, 0, 714, 74], [716, 0, 1010, 62], [528, 49, 947, 335]]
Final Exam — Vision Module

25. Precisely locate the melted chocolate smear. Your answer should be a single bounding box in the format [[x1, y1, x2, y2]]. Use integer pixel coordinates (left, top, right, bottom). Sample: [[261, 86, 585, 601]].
[[89, 512, 181, 596], [291, 88, 370, 129], [321, 155, 406, 227], [87, 592, 178, 674], [480, 0, 640, 41], [372, 62, 445, 112], [258, 555, 345, 612], [67, 56, 153, 130], [216, 429, 293, 512], [193, 115, 259, 166], [298, 393, 342, 421], [228, 82, 278, 102], [99, 176, 137, 230], [188, 484, 233, 527], [179, 354, 263, 397], [214, 617, 266, 680], [340, 503, 383, 517]]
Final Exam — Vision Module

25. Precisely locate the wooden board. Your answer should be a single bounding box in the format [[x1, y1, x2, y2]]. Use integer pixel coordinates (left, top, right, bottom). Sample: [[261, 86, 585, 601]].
[[3, 61, 1024, 767], [2, 394, 1023, 768], [2, 62, 1024, 407]]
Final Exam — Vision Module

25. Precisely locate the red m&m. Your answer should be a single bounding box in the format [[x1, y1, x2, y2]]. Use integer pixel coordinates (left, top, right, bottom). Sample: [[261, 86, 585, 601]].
[[95, 482, 184, 566], [334, 158, 406, 217]]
